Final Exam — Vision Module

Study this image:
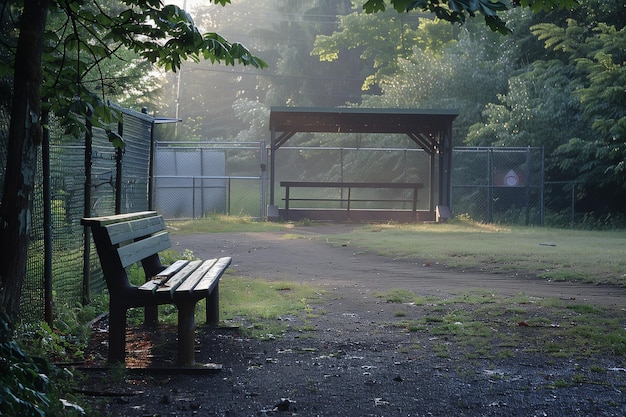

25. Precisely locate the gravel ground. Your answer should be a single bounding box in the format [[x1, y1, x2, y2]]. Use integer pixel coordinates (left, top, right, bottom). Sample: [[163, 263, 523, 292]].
[[79, 226, 626, 416]]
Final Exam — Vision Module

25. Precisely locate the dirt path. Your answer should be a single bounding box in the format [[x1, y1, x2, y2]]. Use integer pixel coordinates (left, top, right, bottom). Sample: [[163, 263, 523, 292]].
[[171, 225, 626, 307]]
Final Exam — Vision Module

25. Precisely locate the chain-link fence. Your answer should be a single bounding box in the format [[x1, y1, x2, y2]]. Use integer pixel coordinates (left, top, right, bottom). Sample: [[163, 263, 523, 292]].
[[451, 147, 545, 225], [152, 144, 433, 219], [154, 141, 266, 219], [151, 144, 581, 225], [0, 107, 155, 323], [3, 128, 268, 323], [543, 180, 580, 226], [32, 108, 152, 322], [273, 146, 433, 211]]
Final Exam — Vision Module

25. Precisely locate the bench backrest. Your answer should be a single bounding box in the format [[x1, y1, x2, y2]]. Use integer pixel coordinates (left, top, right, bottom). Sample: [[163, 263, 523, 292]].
[[109, 217, 170, 268], [82, 212, 171, 294]]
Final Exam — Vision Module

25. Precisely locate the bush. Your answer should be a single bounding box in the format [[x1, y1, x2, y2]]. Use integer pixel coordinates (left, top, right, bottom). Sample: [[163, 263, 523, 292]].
[[0, 311, 84, 416]]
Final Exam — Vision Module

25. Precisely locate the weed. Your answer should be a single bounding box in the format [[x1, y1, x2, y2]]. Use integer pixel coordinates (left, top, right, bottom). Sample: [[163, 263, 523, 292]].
[[434, 343, 450, 358], [589, 365, 607, 373], [375, 288, 417, 304], [551, 379, 574, 388]]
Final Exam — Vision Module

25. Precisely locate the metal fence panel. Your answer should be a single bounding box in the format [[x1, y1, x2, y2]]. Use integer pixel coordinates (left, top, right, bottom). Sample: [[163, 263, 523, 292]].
[[49, 144, 87, 305], [452, 147, 544, 225], [154, 142, 265, 219], [273, 147, 432, 211], [120, 112, 152, 212]]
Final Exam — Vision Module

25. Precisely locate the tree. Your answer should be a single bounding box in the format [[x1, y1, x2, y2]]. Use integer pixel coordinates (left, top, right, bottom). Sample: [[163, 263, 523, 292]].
[[532, 20, 626, 212], [361, 0, 580, 34], [360, 15, 520, 142], [313, 3, 430, 92], [466, 59, 591, 168], [158, 0, 360, 141], [0, 0, 266, 319]]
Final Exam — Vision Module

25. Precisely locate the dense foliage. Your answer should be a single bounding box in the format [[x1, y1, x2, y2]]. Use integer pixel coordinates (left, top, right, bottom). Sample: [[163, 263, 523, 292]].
[[0, 0, 266, 319], [166, 0, 624, 221], [0, 0, 267, 140], [0, 312, 82, 417]]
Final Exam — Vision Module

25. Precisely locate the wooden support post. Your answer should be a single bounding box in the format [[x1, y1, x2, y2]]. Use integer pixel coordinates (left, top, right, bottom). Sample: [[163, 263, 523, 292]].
[[206, 285, 219, 325], [177, 302, 196, 366], [108, 304, 127, 364], [284, 185, 290, 220]]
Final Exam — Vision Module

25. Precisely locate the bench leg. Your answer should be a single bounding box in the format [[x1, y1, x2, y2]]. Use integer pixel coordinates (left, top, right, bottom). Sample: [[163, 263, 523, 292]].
[[108, 305, 127, 364], [176, 302, 196, 366], [206, 284, 219, 325], [144, 305, 158, 327]]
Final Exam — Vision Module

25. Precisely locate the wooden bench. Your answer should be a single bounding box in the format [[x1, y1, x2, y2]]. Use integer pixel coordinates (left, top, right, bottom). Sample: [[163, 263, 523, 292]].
[[81, 211, 231, 366], [280, 181, 423, 221]]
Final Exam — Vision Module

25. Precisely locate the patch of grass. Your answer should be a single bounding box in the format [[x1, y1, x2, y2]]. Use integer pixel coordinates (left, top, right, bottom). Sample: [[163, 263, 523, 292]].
[[166, 214, 291, 234], [566, 304, 603, 314], [324, 221, 626, 286], [589, 365, 607, 373], [166, 215, 626, 286], [220, 276, 322, 320], [422, 315, 445, 323], [434, 343, 451, 358], [445, 290, 498, 304], [496, 349, 515, 359], [375, 288, 428, 304], [551, 379, 574, 388], [385, 292, 625, 360], [219, 275, 324, 339]]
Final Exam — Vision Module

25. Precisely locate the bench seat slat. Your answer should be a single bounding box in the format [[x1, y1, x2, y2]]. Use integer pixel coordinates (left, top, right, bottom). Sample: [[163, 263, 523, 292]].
[[154, 260, 202, 295], [117, 232, 171, 268], [176, 259, 219, 292], [138, 260, 189, 292], [106, 216, 166, 245], [138, 280, 159, 292], [155, 260, 189, 279], [193, 257, 232, 293]]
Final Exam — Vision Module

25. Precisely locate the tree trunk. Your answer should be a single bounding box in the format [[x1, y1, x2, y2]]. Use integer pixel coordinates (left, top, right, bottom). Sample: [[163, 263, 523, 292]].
[[0, 1, 49, 319]]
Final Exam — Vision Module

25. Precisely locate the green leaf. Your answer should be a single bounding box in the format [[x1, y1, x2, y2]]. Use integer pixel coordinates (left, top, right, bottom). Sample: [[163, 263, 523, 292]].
[[106, 130, 125, 149], [363, 0, 387, 13]]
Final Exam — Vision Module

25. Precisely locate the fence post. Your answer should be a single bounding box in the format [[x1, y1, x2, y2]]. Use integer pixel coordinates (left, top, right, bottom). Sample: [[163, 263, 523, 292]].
[[539, 146, 545, 226], [115, 120, 123, 214], [42, 109, 53, 325], [570, 182, 575, 226], [227, 177, 231, 215], [82, 116, 93, 306], [147, 108, 155, 211], [525, 147, 531, 225], [487, 148, 493, 223], [260, 141, 267, 219], [192, 177, 196, 219], [340, 148, 345, 208]]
